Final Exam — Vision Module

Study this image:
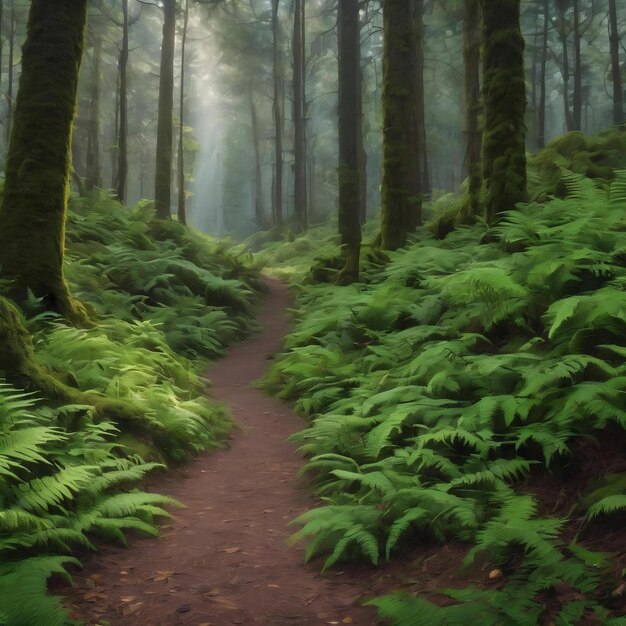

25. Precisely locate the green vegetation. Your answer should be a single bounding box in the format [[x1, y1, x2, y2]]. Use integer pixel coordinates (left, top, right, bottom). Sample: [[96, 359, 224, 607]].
[[261, 170, 626, 623], [0, 190, 260, 625]]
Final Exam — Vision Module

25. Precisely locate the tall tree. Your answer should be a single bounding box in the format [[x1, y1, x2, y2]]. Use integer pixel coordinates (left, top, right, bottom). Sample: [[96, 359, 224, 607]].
[[292, 0, 306, 231], [5, 0, 15, 143], [414, 0, 429, 197], [177, 0, 190, 225], [380, 0, 419, 250], [154, 0, 176, 219], [609, 0, 624, 127], [481, 0, 527, 223], [554, 0, 575, 132], [463, 0, 482, 217], [271, 0, 283, 228], [0, 0, 89, 323], [337, 0, 361, 284]]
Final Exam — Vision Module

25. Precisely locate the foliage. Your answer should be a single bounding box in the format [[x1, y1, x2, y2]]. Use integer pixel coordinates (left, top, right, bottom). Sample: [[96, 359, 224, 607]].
[[0, 382, 179, 626], [0, 191, 261, 623], [263, 171, 626, 622]]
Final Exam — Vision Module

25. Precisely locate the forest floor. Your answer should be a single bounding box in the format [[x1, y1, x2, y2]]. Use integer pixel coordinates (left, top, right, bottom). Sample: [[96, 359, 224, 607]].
[[62, 278, 440, 625]]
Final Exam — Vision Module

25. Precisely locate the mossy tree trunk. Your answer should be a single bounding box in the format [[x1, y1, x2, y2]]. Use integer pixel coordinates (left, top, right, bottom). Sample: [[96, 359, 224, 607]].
[[337, 0, 361, 285], [463, 0, 482, 218], [380, 0, 419, 250], [5, 0, 15, 145], [609, 0, 624, 127], [154, 0, 176, 220], [0, 0, 88, 324], [480, 0, 527, 224]]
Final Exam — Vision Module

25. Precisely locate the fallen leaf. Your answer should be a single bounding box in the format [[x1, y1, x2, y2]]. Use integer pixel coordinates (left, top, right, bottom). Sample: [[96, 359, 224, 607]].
[[343, 619, 353, 624], [82, 591, 107, 603], [176, 605, 192, 613], [488, 569, 503, 581], [121, 596, 137, 603], [223, 547, 241, 554], [267, 584, 280, 589]]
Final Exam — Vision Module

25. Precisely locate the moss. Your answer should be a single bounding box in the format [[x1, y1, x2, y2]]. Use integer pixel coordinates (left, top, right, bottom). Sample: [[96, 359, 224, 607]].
[[0, 295, 167, 445], [480, 0, 528, 223], [529, 129, 626, 198], [0, 0, 89, 325], [380, 1, 418, 250]]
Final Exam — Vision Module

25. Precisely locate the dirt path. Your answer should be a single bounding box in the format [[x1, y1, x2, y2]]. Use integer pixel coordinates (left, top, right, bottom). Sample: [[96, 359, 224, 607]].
[[65, 278, 381, 625]]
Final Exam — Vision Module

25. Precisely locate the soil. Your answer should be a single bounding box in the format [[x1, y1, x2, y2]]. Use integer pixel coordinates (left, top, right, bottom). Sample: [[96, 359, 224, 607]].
[[63, 278, 386, 625]]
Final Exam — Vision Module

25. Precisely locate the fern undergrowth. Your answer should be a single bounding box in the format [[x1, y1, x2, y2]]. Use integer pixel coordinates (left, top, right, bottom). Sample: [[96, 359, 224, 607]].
[[0, 191, 261, 625], [262, 171, 626, 624]]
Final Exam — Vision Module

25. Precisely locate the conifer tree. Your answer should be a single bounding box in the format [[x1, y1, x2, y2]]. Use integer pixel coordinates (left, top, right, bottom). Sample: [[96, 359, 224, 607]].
[[481, 0, 527, 223], [0, 0, 89, 323], [337, 0, 361, 284]]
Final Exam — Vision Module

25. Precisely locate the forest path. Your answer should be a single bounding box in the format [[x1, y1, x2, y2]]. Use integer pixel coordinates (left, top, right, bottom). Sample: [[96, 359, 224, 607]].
[[65, 278, 381, 625]]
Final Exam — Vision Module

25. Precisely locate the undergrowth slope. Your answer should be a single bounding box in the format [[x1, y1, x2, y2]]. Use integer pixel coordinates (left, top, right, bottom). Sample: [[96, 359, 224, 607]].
[[0, 190, 260, 625], [263, 171, 626, 624]]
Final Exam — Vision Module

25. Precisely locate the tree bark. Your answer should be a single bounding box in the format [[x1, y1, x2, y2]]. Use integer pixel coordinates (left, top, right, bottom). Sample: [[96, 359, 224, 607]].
[[337, 0, 361, 284], [271, 0, 283, 228], [116, 0, 129, 202], [463, 0, 482, 218], [0, 0, 89, 324], [177, 0, 189, 225], [609, 0, 624, 127], [356, 62, 367, 224], [154, 0, 176, 220], [6, 0, 15, 144], [481, 0, 527, 223], [292, 0, 306, 231], [380, 0, 417, 250]]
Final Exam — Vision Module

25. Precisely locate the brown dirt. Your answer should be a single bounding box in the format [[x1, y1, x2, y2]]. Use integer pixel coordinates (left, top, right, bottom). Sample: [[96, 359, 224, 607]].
[[63, 278, 384, 625]]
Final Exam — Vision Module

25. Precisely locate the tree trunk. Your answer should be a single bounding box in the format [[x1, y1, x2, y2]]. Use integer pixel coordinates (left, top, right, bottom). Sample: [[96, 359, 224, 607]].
[[337, 0, 361, 285], [572, 0, 582, 131], [86, 31, 102, 191], [6, 0, 15, 144], [272, 0, 283, 228], [177, 0, 189, 225], [463, 0, 482, 218], [249, 90, 265, 229], [292, 0, 306, 231], [115, 0, 129, 202], [538, 0, 549, 148], [380, 1, 417, 250], [481, 0, 527, 223], [0, 0, 89, 324], [609, 0, 624, 127], [154, 0, 176, 220]]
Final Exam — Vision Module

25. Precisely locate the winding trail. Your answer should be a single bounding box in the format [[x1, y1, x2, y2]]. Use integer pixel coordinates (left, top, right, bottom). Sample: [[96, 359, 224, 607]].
[[65, 278, 381, 625]]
